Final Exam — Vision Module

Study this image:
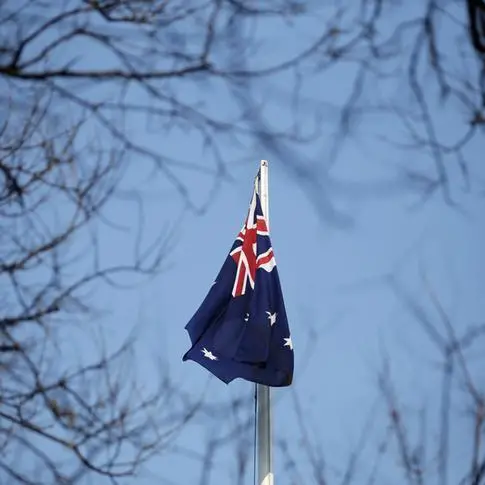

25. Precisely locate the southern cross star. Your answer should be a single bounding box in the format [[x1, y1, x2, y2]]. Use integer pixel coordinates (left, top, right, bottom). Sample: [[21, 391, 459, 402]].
[[266, 311, 277, 326], [283, 337, 293, 350], [201, 348, 218, 360]]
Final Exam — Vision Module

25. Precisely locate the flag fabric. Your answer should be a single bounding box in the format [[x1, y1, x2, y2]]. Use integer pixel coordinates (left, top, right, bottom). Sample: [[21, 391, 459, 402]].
[[183, 174, 293, 387]]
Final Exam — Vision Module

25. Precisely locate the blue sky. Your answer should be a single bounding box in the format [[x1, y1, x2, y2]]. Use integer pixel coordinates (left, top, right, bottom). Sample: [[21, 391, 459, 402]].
[[106, 147, 482, 478], [17, 2, 485, 484]]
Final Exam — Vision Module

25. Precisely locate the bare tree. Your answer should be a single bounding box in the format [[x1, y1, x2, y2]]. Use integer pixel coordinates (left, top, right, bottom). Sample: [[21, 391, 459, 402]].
[[0, 0, 325, 209], [0, 86, 206, 483], [231, 1, 485, 212], [273, 266, 485, 485], [379, 271, 485, 485], [0, 1, 324, 483], [2, 1, 483, 483]]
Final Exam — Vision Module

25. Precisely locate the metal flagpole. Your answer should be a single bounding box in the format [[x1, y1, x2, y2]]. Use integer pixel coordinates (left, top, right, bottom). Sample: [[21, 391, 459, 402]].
[[256, 159, 274, 485]]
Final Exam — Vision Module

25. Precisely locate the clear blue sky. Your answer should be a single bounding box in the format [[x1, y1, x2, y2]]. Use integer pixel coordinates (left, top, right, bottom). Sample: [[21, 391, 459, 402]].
[[65, 3, 485, 484]]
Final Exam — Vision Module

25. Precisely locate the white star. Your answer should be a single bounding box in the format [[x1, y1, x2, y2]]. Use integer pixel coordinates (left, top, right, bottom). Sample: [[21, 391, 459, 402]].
[[266, 311, 277, 326], [283, 337, 293, 350], [212, 281, 217, 286], [201, 348, 218, 360], [244, 313, 249, 322]]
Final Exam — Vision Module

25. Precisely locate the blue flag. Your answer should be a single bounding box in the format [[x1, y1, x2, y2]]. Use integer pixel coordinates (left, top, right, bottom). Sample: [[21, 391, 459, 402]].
[[183, 176, 293, 387]]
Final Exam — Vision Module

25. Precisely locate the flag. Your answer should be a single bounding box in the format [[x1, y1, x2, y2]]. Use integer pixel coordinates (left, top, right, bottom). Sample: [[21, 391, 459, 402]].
[[183, 173, 293, 387]]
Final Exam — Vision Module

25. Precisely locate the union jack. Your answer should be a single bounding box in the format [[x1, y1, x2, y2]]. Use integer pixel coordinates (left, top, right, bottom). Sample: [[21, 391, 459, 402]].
[[230, 191, 276, 297]]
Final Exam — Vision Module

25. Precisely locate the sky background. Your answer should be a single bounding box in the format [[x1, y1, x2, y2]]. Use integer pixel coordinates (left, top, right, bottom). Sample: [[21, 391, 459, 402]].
[[16, 2, 485, 484]]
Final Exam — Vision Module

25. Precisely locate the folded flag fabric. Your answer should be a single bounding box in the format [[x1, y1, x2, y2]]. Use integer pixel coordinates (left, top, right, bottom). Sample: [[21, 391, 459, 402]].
[[183, 174, 293, 387]]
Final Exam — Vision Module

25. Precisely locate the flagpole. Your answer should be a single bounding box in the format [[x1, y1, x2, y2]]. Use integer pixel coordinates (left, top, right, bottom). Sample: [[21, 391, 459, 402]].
[[256, 159, 274, 485]]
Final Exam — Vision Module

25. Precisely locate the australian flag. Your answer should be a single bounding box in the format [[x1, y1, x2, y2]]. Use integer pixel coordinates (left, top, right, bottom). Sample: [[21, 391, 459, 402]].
[[183, 174, 293, 387]]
